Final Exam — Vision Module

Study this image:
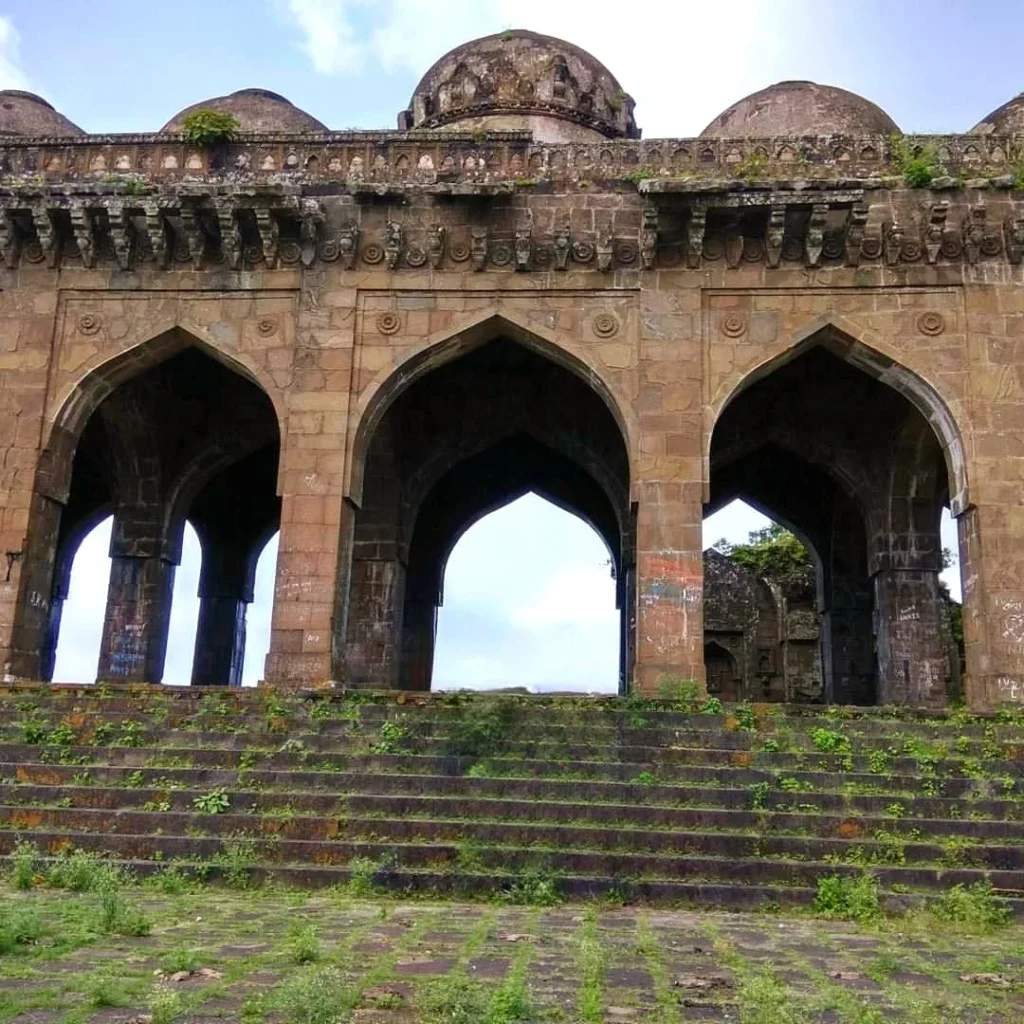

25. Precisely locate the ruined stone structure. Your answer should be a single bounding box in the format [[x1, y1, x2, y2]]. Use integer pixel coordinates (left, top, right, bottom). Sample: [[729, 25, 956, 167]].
[[702, 549, 822, 704], [1, 30, 1023, 709]]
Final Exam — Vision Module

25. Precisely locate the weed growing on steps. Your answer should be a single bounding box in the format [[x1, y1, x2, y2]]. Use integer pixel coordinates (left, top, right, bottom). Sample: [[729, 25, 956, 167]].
[[576, 909, 605, 1023], [83, 966, 131, 1009], [373, 719, 410, 754], [929, 881, 1011, 933], [812, 872, 881, 923], [147, 981, 185, 1024], [160, 946, 201, 974], [264, 965, 356, 1024], [216, 835, 259, 889], [445, 697, 523, 757], [499, 865, 563, 906], [192, 787, 230, 814], [11, 840, 37, 889], [0, 906, 41, 954]]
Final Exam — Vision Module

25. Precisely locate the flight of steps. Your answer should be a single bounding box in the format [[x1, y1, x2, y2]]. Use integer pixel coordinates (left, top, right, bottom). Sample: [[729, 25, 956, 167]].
[[1, 683, 1023, 912]]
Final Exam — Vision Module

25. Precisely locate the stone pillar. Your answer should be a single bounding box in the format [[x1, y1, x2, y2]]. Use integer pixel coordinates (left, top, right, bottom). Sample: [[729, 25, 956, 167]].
[[192, 595, 248, 687], [399, 580, 438, 691], [634, 479, 705, 693], [96, 551, 176, 683], [345, 555, 407, 688]]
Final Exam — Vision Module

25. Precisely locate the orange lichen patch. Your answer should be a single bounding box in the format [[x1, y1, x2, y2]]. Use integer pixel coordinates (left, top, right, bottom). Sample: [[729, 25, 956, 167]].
[[1004, 744, 1024, 761], [725, 716, 740, 732], [11, 809, 43, 828], [16, 766, 64, 786], [313, 849, 344, 865], [267, 716, 287, 733], [50, 837, 73, 854], [261, 820, 281, 835], [836, 819, 864, 838], [325, 820, 339, 839], [729, 751, 753, 767], [68, 713, 87, 729]]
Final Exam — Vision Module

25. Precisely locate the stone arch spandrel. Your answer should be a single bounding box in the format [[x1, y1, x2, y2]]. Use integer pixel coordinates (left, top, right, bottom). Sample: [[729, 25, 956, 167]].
[[704, 313, 970, 516], [42, 317, 289, 503], [347, 306, 638, 505]]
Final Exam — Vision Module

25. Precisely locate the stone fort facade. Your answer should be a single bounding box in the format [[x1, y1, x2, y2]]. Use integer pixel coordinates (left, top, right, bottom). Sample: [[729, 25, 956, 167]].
[[0, 29, 1022, 710]]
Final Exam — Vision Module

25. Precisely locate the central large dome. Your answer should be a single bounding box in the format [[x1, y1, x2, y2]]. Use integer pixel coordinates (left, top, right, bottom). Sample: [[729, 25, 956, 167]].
[[399, 29, 639, 142]]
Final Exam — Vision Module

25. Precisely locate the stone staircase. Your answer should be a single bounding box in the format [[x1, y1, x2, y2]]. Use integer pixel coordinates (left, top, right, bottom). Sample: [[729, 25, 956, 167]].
[[1, 684, 1023, 912]]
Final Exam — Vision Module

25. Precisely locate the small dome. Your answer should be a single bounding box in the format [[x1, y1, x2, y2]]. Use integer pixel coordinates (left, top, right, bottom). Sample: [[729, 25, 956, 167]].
[[971, 93, 1024, 135], [161, 88, 326, 133], [400, 29, 639, 142], [0, 90, 84, 136], [701, 80, 899, 137]]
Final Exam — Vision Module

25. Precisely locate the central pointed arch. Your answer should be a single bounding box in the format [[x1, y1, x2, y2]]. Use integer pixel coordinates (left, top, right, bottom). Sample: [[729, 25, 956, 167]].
[[340, 318, 634, 692]]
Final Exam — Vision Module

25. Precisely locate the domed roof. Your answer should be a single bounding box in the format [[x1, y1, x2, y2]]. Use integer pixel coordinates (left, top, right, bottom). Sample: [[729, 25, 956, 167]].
[[971, 93, 1024, 135], [399, 29, 639, 140], [0, 90, 84, 136], [161, 88, 326, 134], [700, 80, 899, 137]]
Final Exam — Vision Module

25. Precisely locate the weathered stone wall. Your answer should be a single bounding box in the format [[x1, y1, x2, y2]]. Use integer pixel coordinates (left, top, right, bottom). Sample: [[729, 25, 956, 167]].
[[0, 133, 1020, 709]]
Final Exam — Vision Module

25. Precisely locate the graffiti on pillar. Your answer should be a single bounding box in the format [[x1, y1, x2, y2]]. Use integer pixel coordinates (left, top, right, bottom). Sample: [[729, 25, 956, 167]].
[[107, 622, 146, 677], [996, 677, 1024, 703]]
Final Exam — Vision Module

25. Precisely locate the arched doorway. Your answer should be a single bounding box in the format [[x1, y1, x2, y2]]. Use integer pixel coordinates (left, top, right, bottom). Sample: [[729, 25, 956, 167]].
[[12, 333, 281, 685], [707, 329, 963, 707], [431, 493, 619, 693], [704, 641, 740, 701], [342, 333, 633, 691]]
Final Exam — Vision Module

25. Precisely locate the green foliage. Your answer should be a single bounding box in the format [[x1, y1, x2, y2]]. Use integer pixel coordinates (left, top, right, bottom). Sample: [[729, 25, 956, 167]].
[[620, 166, 656, 185], [499, 866, 562, 906], [445, 697, 522, 757], [193, 787, 231, 814], [216, 835, 257, 890], [95, 875, 151, 936], [84, 967, 129, 1008], [0, 907, 41, 955], [344, 855, 388, 897], [632, 769, 658, 786], [734, 703, 757, 732], [118, 721, 145, 747], [868, 749, 889, 775], [812, 872, 881, 923], [181, 109, 239, 146], [47, 848, 118, 892], [699, 696, 723, 715], [49, 721, 76, 745], [420, 975, 490, 1024], [148, 982, 184, 1024], [372, 719, 410, 754], [890, 134, 939, 188], [11, 840, 38, 889], [735, 151, 769, 181], [657, 675, 701, 707], [268, 965, 355, 1024], [749, 781, 770, 809], [811, 727, 851, 754], [714, 523, 815, 594], [20, 718, 48, 743], [285, 922, 322, 964], [930, 881, 1011, 932], [160, 946, 200, 974]]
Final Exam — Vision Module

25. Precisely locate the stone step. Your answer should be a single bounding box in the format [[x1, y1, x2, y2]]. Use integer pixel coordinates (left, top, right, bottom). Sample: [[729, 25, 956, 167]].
[[2, 828, 1022, 894], [7, 755, 1020, 799], [2, 804, 1020, 869]]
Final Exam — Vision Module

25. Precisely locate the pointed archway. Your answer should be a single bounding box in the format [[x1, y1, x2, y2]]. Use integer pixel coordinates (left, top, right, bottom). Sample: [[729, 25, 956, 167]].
[[340, 331, 633, 691], [707, 327, 966, 707], [11, 333, 281, 684]]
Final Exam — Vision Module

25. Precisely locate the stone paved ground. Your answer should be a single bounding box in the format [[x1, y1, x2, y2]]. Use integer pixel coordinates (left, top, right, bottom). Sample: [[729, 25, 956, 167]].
[[1, 881, 1023, 1022]]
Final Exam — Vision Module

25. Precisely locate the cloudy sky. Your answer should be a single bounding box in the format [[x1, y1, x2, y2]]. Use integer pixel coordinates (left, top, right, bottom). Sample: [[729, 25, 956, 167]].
[[4, 0, 996, 688]]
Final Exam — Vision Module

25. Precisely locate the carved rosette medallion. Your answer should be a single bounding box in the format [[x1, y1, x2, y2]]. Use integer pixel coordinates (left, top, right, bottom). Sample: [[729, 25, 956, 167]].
[[256, 317, 278, 337], [490, 242, 513, 267], [376, 311, 402, 335], [449, 242, 471, 263], [405, 246, 427, 268], [318, 239, 341, 262], [721, 313, 748, 338], [278, 241, 302, 265], [917, 312, 945, 337], [592, 312, 620, 338], [571, 241, 595, 263], [614, 241, 638, 265], [77, 313, 102, 336], [362, 244, 385, 265]]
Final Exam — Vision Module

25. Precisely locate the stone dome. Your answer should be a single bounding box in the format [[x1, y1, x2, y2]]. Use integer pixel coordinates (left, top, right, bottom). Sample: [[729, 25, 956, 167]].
[[971, 93, 1024, 135], [399, 29, 639, 143], [0, 90, 84, 136], [700, 80, 899, 137], [161, 88, 327, 134]]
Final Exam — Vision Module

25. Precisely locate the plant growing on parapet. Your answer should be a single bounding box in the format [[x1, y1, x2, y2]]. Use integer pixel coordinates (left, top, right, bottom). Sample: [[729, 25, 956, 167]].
[[714, 524, 815, 595], [373, 719, 410, 754], [181, 109, 239, 146], [193, 787, 230, 814], [620, 166, 656, 185], [699, 695, 723, 715], [734, 703, 757, 733], [930, 881, 1011, 932], [11, 840, 38, 889], [445, 697, 522, 757], [889, 134, 939, 188], [811, 727, 851, 755]]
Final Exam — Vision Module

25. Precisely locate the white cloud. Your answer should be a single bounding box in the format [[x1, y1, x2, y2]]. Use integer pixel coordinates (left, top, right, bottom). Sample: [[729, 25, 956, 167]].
[[285, 0, 368, 75], [0, 16, 29, 90], [510, 564, 617, 630]]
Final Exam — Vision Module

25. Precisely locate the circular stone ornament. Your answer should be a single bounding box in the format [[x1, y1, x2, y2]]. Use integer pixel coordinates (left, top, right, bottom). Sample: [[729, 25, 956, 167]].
[[362, 243, 385, 265], [256, 317, 278, 337], [77, 313, 102, 335], [405, 246, 427, 267], [571, 241, 595, 263], [917, 311, 945, 337], [318, 239, 341, 262], [721, 313, 748, 338], [278, 240, 302, 265], [592, 312, 620, 338], [490, 242, 513, 266], [376, 311, 402, 335], [449, 242, 471, 263], [614, 241, 638, 265]]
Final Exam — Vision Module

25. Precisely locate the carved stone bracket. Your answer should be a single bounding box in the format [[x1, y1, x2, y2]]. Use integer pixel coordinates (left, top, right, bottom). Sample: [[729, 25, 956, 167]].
[[177, 205, 207, 269], [215, 204, 241, 270], [765, 206, 785, 268], [254, 208, 280, 269], [640, 206, 658, 270], [1004, 216, 1024, 265], [428, 225, 445, 269], [596, 232, 613, 273], [553, 225, 570, 271], [471, 226, 488, 272], [384, 221, 403, 270], [298, 198, 322, 267], [515, 228, 531, 272], [883, 221, 903, 266], [69, 203, 96, 268], [962, 206, 985, 264], [805, 203, 828, 268], [338, 224, 359, 270], [923, 202, 948, 264], [29, 205, 59, 268], [686, 208, 707, 269], [105, 202, 133, 270], [843, 203, 867, 267]]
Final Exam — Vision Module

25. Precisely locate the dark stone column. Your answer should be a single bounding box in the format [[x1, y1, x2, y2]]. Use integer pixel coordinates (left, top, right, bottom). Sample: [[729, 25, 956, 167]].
[[96, 551, 176, 683], [345, 554, 407, 688], [399, 588, 438, 691], [192, 593, 248, 687]]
